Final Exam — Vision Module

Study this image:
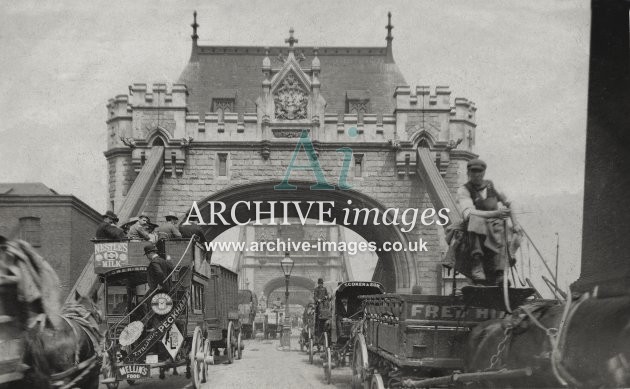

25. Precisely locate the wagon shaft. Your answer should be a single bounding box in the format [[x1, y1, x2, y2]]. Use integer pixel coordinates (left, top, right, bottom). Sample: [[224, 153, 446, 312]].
[[402, 367, 533, 387]]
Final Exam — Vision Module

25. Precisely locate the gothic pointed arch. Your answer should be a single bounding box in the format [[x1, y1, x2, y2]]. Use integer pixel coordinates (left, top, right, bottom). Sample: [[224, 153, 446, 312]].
[[409, 127, 438, 148], [146, 126, 172, 145]]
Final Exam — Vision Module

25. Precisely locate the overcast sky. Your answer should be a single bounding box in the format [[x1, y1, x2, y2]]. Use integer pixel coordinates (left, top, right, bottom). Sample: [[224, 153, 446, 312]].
[[0, 1, 589, 289]]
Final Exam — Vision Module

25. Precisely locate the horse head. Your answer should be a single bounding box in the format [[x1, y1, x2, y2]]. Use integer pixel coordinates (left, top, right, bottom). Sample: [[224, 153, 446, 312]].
[[72, 290, 102, 325]]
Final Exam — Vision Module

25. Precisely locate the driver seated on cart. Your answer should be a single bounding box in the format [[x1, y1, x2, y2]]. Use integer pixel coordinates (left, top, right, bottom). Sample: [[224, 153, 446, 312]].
[[335, 296, 356, 337], [313, 278, 329, 337], [313, 278, 329, 311], [337, 297, 352, 317], [456, 158, 522, 286]]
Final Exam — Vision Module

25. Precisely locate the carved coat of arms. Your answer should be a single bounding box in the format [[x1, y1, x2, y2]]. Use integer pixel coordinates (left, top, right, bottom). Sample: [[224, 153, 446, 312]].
[[274, 73, 308, 120]]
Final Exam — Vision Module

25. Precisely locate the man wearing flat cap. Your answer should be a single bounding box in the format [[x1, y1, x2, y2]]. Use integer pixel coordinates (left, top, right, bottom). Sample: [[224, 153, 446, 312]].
[[155, 212, 182, 240], [144, 243, 174, 292], [95, 210, 125, 240], [457, 158, 522, 286]]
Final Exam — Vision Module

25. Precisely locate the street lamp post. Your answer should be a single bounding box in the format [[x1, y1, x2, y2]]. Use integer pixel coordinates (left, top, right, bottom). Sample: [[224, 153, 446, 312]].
[[280, 251, 294, 349]]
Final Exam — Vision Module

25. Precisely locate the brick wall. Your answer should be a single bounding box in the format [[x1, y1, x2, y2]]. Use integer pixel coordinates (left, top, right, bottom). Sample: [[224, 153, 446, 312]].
[[0, 197, 101, 299]]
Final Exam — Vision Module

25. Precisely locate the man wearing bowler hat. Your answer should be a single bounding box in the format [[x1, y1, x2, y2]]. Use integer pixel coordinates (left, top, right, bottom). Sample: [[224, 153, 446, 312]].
[[96, 210, 125, 240], [144, 243, 174, 292], [457, 158, 522, 286], [155, 212, 182, 240]]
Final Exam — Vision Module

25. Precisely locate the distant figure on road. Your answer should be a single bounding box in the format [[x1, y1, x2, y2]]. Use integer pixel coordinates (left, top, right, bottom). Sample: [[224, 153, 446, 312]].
[[95, 211, 125, 240], [155, 212, 182, 240]]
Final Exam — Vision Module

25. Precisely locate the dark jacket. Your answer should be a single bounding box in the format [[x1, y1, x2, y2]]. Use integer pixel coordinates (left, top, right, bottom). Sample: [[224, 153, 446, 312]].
[[313, 285, 328, 302], [95, 222, 125, 240], [179, 224, 207, 243], [147, 254, 175, 291]]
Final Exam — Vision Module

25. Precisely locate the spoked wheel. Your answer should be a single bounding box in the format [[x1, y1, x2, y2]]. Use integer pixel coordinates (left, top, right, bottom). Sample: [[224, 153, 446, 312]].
[[323, 332, 332, 384], [370, 373, 385, 389], [201, 339, 211, 383], [190, 326, 204, 389], [226, 321, 235, 364], [352, 334, 369, 389], [236, 330, 243, 360], [325, 346, 333, 384], [309, 337, 314, 364]]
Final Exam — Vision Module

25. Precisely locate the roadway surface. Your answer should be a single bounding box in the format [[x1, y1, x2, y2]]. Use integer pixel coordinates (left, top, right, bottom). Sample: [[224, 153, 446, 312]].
[[100, 332, 353, 389]]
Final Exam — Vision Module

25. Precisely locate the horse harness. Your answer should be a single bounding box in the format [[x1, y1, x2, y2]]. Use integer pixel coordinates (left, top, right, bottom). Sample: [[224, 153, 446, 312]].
[[488, 294, 588, 387], [36, 304, 103, 389]]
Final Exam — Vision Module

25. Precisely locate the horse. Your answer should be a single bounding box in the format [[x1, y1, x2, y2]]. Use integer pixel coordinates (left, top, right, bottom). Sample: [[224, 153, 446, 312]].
[[18, 290, 103, 389], [0, 239, 102, 389], [464, 293, 630, 388]]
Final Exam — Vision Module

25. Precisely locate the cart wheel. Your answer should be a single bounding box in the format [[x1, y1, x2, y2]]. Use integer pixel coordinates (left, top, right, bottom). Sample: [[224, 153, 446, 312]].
[[370, 373, 385, 389], [226, 321, 235, 364], [325, 347, 333, 384], [309, 338, 314, 364], [190, 326, 204, 388], [352, 333, 369, 389], [201, 339, 210, 383], [236, 330, 243, 360]]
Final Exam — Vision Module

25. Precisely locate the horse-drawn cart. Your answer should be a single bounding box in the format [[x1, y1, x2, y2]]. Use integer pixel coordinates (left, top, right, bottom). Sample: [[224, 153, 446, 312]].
[[238, 289, 257, 339], [321, 281, 385, 384], [352, 293, 535, 388], [97, 238, 242, 389]]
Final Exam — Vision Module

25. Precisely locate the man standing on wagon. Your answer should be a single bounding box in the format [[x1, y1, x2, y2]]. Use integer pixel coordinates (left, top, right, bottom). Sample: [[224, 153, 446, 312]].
[[144, 243, 175, 292], [456, 159, 522, 286]]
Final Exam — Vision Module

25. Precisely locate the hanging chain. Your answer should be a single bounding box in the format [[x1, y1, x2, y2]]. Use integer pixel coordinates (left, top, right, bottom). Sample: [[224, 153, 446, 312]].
[[488, 325, 512, 370]]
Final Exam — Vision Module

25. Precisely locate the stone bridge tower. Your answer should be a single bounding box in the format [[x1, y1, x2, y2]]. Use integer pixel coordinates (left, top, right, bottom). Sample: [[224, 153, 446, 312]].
[[104, 12, 478, 294]]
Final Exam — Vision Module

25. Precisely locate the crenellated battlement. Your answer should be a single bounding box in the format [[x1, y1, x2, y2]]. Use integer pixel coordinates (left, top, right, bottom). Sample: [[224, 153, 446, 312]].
[[395, 85, 454, 111], [106, 95, 131, 120], [182, 109, 398, 142], [450, 97, 477, 123], [128, 83, 188, 107]]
